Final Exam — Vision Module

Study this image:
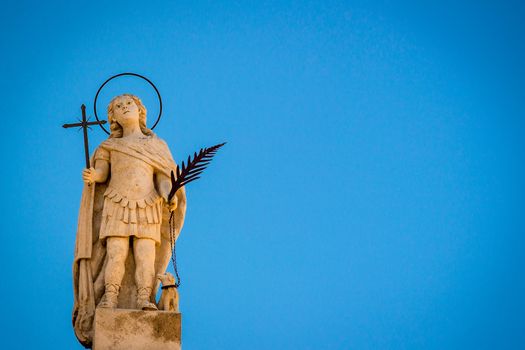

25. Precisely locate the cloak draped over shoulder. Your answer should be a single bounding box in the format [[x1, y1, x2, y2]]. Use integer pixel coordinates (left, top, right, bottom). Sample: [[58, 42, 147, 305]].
[[72, 136, 186, 348]]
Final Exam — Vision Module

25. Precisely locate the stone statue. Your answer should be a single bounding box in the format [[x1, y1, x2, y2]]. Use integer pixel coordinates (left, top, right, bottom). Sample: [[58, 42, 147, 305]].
[[72, 94, 187, 347]]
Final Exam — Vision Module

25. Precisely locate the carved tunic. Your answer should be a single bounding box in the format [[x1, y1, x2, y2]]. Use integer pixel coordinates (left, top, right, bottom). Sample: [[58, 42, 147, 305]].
[[94, 138, 163, 244]]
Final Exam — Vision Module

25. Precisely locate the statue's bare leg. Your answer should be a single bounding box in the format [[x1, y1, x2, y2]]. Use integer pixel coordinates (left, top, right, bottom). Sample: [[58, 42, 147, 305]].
[[99, 236, 129, 308], [134, 237, 158, 310]]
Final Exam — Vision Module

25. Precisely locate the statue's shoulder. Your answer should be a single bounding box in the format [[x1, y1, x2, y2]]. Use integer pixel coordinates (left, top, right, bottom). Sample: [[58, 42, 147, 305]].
[[99, 138, 117, 149], [146, 134, 175, 164], [92, 139, 115, 161], [98, 137, 140, 149], [147, 134, 171, 151], [97, 134, 171, 158], [94, 137, 130, 157], [149, 133, 167, 144]]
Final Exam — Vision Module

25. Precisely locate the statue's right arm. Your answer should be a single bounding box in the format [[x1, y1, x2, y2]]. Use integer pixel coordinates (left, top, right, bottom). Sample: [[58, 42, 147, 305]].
[[82, 159, 109, 184]]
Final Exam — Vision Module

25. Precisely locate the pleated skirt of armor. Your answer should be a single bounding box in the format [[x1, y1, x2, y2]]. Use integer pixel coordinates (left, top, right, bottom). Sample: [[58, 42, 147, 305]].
[[99, 187, 163, 244]]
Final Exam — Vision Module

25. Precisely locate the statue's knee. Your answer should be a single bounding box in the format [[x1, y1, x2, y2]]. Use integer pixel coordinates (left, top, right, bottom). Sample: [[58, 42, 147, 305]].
[[108, 253, 126, 266], [107, 240, 128, 261], [134, 239, 155, 261], [135, 254, 155, 270]]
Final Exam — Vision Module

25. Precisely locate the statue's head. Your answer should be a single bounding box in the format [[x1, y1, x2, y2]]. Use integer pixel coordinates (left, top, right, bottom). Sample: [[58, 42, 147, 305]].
[[107, 94, 153, 138]]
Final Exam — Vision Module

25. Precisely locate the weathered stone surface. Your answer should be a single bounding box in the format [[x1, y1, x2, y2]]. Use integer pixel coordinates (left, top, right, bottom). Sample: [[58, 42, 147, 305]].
[[72, 94, 187, 347], [93, 308, 181, 350]]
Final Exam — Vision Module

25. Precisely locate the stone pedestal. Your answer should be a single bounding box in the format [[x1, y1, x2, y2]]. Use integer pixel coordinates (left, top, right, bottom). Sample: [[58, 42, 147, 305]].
[[93, 308, 181, 350]]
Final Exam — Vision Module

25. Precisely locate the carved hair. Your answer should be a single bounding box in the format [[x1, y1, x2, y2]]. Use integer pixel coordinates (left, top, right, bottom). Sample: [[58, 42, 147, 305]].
[[107, 94, 154, 138]]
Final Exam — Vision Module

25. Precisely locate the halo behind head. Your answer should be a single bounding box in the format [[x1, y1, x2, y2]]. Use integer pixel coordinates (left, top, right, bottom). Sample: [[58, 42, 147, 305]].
[[93, 72, 163, 134]]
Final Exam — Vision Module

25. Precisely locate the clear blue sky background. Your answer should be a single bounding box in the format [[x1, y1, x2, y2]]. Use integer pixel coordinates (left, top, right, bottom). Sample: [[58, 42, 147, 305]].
[[1, 1, 524, 349]]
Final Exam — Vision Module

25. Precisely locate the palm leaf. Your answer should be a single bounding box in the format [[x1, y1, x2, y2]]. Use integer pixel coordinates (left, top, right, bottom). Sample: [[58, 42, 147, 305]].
[[168, 142, 226, 201]]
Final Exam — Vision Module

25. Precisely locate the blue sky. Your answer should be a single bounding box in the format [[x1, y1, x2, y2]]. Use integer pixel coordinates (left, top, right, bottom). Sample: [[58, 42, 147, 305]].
[[1, 1, 524, 349]]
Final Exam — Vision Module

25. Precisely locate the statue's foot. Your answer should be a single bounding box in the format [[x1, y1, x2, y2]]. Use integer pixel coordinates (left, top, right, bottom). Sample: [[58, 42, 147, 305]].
[[137, 299, 158, 311], [136, 286, 157, 311], [98, 292, 118, 309], [98, 295, 118, 308], [98, 287, 119, 309]]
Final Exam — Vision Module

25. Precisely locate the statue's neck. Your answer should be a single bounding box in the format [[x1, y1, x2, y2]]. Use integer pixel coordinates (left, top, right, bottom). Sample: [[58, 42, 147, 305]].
[[122, 124, 143, 138]]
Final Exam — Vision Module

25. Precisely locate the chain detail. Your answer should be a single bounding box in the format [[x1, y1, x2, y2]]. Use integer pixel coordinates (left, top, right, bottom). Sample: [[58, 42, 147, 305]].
[[169, 212, 181, 288]]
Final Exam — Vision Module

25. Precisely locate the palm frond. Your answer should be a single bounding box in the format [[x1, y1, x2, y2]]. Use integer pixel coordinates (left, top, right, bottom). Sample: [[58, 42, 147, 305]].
[[168, 142, 226, 201]]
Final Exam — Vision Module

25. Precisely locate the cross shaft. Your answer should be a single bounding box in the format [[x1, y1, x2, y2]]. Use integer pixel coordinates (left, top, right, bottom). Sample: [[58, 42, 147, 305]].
[[63, 104, 107, 168]]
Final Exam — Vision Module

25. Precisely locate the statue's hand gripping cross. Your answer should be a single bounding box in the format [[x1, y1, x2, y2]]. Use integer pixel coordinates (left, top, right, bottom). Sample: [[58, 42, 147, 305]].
[[62, 104, 107, 168]]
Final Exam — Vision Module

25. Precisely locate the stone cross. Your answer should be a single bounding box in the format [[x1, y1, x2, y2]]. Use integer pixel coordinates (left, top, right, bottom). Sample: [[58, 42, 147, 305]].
[[62, 104, 107, 168]]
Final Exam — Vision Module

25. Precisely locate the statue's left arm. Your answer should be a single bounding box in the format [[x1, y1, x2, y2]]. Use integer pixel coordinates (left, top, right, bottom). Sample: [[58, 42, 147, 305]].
[[154, 137, 181, 211], [157, 172, 178, 210]]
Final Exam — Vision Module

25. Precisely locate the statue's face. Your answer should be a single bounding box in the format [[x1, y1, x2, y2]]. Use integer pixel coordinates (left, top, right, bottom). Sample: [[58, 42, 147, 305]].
[[112, 95, 140, 125]]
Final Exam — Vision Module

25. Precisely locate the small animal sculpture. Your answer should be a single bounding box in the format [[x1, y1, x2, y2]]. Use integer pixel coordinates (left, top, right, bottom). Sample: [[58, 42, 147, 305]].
[[157, 272, 179, 312]]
